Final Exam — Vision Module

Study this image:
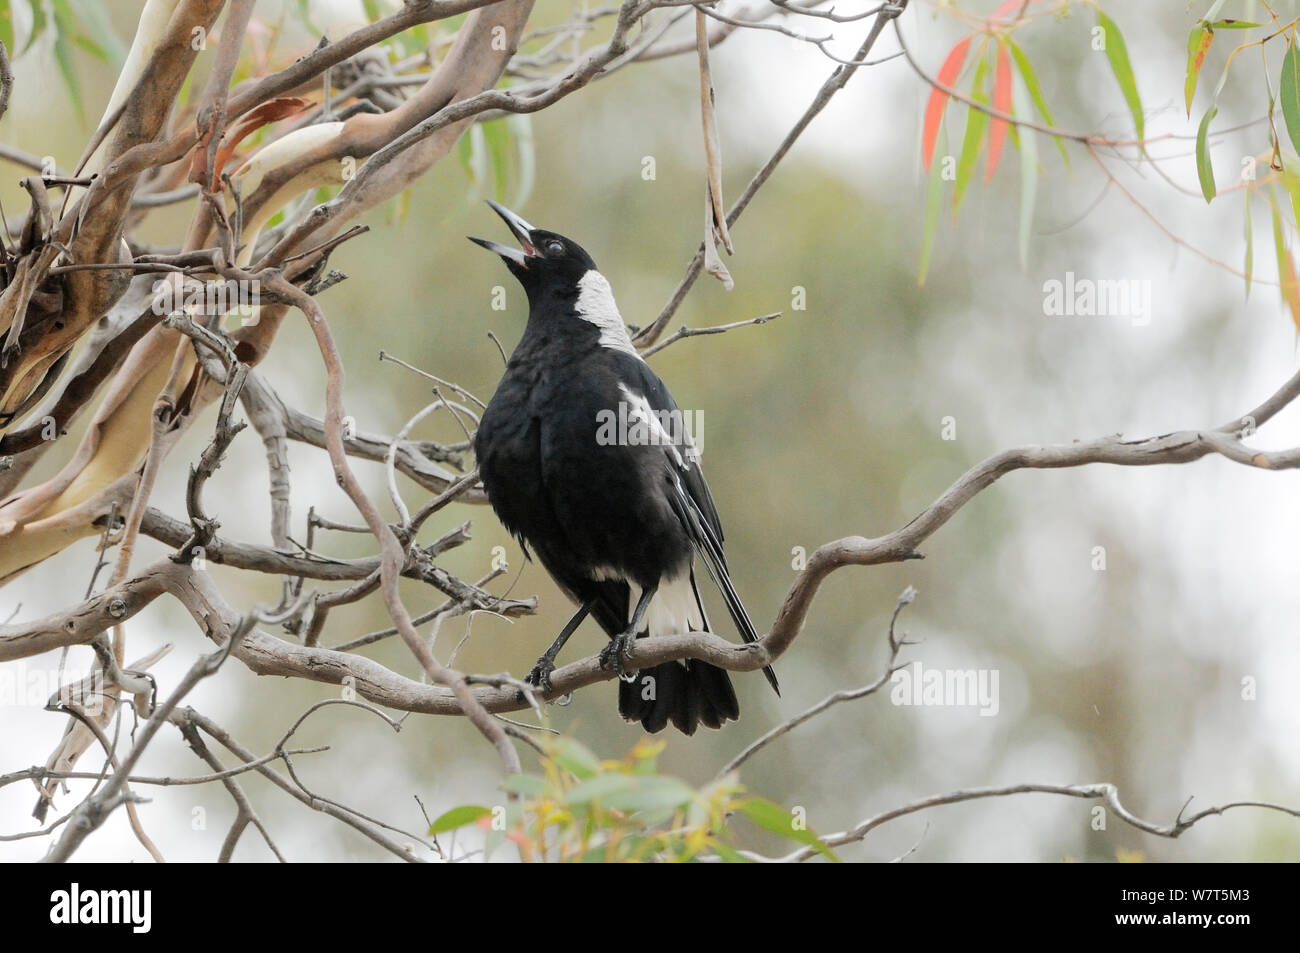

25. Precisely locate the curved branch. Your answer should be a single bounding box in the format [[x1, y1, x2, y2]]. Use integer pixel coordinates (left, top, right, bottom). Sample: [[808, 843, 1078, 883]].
[[258, 272, 521, 776], [227, 363, 1300, 712], [12, 357, 1300, 723], [0, 559, 181, 662], [767, 782, 1300, 862]]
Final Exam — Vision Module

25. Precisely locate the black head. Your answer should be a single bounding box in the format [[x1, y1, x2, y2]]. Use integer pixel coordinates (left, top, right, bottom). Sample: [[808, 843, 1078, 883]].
[[468, 201, 598, 301]]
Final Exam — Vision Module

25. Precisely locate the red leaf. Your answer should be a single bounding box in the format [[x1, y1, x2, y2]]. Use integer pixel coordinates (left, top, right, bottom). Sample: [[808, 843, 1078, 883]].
[[985, 47, 1013, 182], [922, 37, 972, 171], [188, 96, 314, 186]]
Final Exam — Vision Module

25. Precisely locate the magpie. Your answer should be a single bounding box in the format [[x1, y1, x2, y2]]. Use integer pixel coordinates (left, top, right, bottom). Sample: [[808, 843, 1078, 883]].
[[469, 201, 779, 735]]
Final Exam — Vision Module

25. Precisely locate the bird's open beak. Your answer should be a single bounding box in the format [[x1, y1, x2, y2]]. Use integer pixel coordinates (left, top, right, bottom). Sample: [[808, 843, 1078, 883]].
[[468, 200, 538, 267]]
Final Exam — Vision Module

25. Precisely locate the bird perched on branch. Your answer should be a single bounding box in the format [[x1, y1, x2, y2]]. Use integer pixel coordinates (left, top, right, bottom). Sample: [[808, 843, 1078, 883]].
[[469, 201, 779, 735]]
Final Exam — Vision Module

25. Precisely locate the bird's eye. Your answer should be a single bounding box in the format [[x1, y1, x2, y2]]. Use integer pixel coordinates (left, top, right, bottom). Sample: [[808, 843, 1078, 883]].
[[545, 239, 564, 257]]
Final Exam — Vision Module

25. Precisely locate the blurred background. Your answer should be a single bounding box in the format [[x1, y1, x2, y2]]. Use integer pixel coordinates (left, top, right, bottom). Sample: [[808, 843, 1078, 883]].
[[2, 0, 1299, 861]]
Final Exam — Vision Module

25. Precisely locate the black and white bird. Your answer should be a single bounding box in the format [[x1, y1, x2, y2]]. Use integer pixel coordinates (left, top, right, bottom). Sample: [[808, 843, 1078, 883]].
[[469, 201, 779, 735]]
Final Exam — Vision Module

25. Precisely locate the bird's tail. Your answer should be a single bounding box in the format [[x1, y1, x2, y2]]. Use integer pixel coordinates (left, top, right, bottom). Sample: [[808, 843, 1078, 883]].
[[618, 660, 739, 735]]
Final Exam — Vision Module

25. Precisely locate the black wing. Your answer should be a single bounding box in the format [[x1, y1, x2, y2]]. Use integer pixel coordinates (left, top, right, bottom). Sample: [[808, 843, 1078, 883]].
[[613, 352, 779, 695]]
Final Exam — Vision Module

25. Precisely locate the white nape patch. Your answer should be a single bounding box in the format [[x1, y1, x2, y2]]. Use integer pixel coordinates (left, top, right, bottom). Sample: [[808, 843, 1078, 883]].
[[576, 270, 639, 356], [617, 383, 690, 468], [629, 571, 703, 640]]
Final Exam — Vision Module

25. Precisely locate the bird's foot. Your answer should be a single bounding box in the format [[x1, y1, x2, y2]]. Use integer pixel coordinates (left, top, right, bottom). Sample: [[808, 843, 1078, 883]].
[[598, 631, 637, 676], [526, 656, 556, 694]]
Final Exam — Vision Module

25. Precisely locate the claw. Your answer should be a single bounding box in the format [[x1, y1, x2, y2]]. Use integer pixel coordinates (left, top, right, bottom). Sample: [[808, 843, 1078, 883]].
[[599, 631, 637, 676], [526, 657, 556, 694]]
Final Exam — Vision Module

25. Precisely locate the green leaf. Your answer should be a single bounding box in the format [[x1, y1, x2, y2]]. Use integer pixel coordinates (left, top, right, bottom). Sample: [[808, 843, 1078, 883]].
[[739, 798, 840, 861], [500, 773, 545, 797], [1195, 105, 1218, 202], [1283, 172, 1300, 230], [1270, 193, 1300, 333], [1185, 25, 1213, 116], [456, 130, 475, 179], [564, 773, 638, 806], [70, 31, 106, 61], [1204, 19, 1261, 30], [50, 2, 82, 119], [0, 4, 14, 57], [917, 126, 947, 286], [1280, 38, 1300, 159], [710, 841, 752, 863], [1271, 191, 1286, 273], [1095, 9, 1143, 141], [600, 776, 696, 813], [1012, 70, 1039, 269], [508, 113, 536, 207], [461, 123, 490, 200], [23, 0, 48, 55], [294, 0, 318, 33], [1007, 39, 1069, 168], [952, 50, 990, 216], [481, 118, 511, 202], [66, 0, 126, 67], [552, 737, 601, 780], [427, 804, 491, 835], [629, 807, 679, 829]]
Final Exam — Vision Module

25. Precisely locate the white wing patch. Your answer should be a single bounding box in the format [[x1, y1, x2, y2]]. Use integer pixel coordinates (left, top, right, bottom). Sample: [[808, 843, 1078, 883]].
[[617, 383, 696, 468], [576, 270, 640, 356]]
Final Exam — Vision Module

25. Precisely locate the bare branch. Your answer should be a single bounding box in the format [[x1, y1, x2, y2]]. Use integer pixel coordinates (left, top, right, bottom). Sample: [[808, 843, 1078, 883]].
[[636, 0, 907, 344], [715, 586, 916, 780], [767, 783, 1300, 863], [171, 707, 424, 862], [44, 616, 247, 861], [0, 560, 181, 663], [639, 311, 780, 358]]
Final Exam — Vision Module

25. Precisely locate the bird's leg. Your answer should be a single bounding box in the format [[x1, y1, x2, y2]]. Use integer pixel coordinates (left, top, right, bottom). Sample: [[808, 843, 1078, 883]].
[[527, 600, 594, 693], [599, 583, 657, 677]]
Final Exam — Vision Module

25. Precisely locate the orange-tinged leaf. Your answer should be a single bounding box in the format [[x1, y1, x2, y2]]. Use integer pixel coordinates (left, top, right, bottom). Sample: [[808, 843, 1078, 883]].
[[216, 97, 315, 176], [189, 96, 314, 185], [986, 47, 1013, 182], [1184, 26, 1213, 116], [1272, 195, 1300, 332], [1283, 246, 1300, 333], [922, 37, 972, 171]]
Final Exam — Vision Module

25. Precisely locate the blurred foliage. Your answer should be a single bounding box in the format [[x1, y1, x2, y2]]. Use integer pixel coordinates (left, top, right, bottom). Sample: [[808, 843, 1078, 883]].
[[2, 0, 1299, 862], [429, 736, 837, 862]]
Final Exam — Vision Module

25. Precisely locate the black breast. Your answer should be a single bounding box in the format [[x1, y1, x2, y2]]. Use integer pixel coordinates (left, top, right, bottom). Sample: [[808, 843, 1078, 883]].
[[476, 336, 693, 592]]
